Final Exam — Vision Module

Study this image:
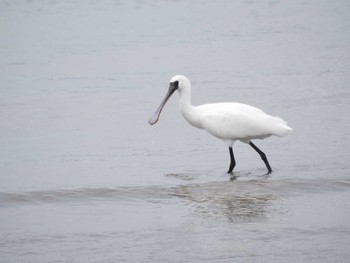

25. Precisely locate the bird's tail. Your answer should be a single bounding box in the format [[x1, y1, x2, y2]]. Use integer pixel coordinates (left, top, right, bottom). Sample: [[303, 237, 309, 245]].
[[270, 116, 293, 137]]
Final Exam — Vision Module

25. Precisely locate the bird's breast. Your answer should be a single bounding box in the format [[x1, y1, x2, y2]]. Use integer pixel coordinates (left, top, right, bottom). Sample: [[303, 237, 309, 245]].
[[180, 107, 204, 129]]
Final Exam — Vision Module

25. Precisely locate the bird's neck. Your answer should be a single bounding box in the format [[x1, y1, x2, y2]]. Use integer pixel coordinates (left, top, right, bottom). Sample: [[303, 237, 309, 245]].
[[178, 87, 192, 110], [178, 89, 202, 129]]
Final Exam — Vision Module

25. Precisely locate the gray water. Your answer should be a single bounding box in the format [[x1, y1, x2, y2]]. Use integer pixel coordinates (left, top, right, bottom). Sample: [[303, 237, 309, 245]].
[[1, 0, 350, 262]]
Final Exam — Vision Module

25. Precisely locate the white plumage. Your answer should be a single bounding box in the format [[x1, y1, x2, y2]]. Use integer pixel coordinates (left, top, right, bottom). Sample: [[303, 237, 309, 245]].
[[149, 75, 292, 174]]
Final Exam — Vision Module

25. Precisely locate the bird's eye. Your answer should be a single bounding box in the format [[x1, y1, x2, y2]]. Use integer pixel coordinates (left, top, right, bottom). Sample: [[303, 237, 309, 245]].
[[173, 81, 179, 87]]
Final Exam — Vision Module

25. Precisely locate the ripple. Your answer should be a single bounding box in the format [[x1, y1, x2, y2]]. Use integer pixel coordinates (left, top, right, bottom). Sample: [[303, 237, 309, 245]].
[[2, 177, 349, 223]]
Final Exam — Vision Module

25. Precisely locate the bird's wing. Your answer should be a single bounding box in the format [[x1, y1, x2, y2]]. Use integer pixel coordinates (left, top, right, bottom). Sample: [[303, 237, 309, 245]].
[[198, 103, 290, 140]]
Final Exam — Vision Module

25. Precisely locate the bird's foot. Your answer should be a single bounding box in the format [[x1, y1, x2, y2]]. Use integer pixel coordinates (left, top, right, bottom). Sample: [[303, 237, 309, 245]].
[[227, 165, 235, 174]]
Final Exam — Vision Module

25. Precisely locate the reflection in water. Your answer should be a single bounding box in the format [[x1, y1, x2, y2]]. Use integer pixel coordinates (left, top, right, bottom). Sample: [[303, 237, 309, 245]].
[[1, 177, 350, 223], [219, 194, 275, 223], [172, 180, 278, 223]]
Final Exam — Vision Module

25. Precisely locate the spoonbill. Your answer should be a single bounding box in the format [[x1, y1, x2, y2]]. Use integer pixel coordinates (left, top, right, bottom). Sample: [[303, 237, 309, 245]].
[[149, 75, 292, 174]]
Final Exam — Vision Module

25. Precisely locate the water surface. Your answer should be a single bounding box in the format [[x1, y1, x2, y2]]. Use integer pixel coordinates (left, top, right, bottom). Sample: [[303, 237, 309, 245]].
[[1, 0, 350, 262]]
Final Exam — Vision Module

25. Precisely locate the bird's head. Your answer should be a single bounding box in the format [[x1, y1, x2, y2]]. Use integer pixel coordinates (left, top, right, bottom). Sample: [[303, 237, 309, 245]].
[[169, 75, 191, 95], [148, 75, 191, 125]]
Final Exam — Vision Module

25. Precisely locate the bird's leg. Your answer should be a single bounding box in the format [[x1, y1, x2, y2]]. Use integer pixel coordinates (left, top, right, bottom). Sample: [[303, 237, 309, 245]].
[[249, 141, 272, 174], [228, 147, 236, 173]]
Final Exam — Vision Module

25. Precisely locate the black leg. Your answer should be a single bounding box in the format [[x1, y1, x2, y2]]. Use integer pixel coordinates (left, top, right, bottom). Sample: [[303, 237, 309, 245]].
[[249, 141, 272, 174], [228, 147, 236, 173]]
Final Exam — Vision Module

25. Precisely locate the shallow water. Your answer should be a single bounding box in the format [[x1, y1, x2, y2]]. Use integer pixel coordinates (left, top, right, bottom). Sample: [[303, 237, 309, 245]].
[[1, 0, 350, 262]]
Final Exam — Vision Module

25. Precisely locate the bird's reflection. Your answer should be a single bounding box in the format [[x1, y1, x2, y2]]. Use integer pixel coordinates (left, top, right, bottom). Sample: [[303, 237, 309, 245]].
[[172, 179, 276, 223], [229, 174, 238, 181]]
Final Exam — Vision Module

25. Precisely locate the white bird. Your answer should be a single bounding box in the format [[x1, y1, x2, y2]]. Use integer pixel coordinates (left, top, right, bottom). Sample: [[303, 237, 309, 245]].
[[149, 75, 292, 174]]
